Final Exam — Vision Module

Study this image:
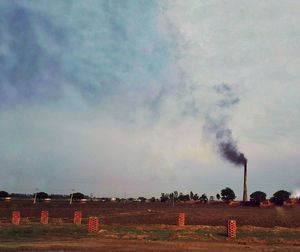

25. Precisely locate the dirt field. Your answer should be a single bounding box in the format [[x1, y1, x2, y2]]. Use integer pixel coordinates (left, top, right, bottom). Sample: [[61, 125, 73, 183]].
[[1, 224, 300, 251], [1, 201, 300, 251], [1, 238, 300, 252], [1, 201, 300, 227]]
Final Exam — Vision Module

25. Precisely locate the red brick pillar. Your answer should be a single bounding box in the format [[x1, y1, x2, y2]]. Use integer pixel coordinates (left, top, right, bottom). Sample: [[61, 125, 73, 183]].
[[227, 220, 237, 238], [88, 216, 99, 233], [41, 211, 49, 224], [12, 211, 21, 225], [177, 213, 185, 227], [74, 211, 82, 225]]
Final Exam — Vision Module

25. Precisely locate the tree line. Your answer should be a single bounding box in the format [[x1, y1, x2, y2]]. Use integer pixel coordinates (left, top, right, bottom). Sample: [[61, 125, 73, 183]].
[[160, 188, 293, 206], [0, 188, 294, 206]]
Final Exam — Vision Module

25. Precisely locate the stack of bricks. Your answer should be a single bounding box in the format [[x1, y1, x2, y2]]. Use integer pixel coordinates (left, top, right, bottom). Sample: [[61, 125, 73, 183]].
[[41, 211, 49, 224], [74, 211, 82, 225], [227, 219, 237, 238], [88, 216, 99, 233], [177, 213, 185, 227], [12, 211, 21, 225]]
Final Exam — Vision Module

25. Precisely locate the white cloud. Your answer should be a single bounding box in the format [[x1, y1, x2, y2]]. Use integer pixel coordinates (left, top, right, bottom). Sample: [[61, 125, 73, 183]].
[[1, 1, 299, 197]]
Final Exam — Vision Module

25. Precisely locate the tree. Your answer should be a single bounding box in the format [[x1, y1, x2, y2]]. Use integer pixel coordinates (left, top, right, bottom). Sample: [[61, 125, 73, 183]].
[[50, 194, 69, 199], [160, 193, 169, 203], [149, 197, 156, 202], [138, 197, 146, 202], [199, 194, 208, 203], [178, 193, 190, 202], [270, 190, 291, 206], [0, 191, 9, 199], [36, 192, 49, 201], [221, 187, 236, 201], [192, 193, 199, 201], [216, 193, 221, 200], [72, 192, 85, 201], [190, 191, 194, 200], [250, 191, 266, 205], [10, 193, 32, 199]]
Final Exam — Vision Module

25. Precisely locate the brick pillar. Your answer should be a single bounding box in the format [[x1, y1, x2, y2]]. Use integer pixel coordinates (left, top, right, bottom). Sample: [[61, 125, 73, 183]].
[[227, 220, 237, 238], [41, 211, 49, 224], [74, 211, 82, 225], [12, 211, 21, 225], [88, 216, 99, 233], [177, 213, 185, 227]]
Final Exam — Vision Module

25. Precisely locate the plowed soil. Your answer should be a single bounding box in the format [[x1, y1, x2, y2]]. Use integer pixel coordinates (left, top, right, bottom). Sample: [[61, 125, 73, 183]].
[[1, 201, 300, 227]]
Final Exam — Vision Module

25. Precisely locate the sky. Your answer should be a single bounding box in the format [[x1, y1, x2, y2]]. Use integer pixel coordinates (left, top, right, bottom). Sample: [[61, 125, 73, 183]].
[[0, 0, 299, 199]]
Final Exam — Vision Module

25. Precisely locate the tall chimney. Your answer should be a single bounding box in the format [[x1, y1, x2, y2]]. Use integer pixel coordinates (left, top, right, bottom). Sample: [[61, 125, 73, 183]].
[[243, 160, 248, 202]]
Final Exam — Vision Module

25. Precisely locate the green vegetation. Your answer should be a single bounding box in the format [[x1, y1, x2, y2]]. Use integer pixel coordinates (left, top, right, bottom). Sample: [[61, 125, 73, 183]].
[[250, 191, 267, 205], [72, 192, 85, 201], [0, 191, 9, 198], [110, 227, 300, 241], [1, 188, 296, 205], [221, 187, 236, 201], [194, 229, 224, 238], [0, 224, 88, 239], [199, 194, 208, 203], [36, 192, 49, 200], [148, 229, 176, 240], [270, 190, 291, 206], [0, 224, 300, 243], [111, 226, 145, 235]]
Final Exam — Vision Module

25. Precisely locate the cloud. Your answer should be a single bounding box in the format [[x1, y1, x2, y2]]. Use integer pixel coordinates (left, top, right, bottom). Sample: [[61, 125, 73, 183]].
[[0, 1, 299, 197], [0, 104, 215, 196], [0, 1, 173, 105]]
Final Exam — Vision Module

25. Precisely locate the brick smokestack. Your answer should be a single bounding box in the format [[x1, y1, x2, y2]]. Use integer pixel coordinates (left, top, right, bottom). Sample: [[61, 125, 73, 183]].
[[243, 160, 248, 202]]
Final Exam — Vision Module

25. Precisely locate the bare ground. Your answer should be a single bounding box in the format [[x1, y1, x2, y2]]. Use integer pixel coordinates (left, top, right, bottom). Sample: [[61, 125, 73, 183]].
[[1, 201, 300, 251], [1, 238, 300, 252], [1, 201, 300, 227]]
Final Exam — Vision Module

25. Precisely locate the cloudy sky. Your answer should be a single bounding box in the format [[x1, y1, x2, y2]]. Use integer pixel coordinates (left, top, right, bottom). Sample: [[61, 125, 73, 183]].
[[0, 0, 299, 199]]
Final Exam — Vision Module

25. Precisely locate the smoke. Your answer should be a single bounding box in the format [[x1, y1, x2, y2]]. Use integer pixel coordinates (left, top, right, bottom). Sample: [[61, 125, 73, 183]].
[[218, 132, 247, 166], [204, 83, 247, 166]]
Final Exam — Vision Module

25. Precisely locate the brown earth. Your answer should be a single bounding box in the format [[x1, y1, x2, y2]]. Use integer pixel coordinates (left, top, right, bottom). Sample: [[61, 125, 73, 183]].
[[2, 238, 300, 252], [1, 200, 300, 227], [1, 201, 300, 251]]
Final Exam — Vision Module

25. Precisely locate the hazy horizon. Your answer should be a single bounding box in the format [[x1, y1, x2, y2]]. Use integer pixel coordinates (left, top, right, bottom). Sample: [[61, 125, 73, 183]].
[[0, 0, 299, 199]]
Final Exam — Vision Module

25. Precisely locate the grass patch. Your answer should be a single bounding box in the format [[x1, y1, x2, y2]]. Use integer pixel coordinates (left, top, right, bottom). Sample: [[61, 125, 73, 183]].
[[110, 226, 145, 235], [176, 229, 191, 235], [148, 229, 175, 240], [194, 229, 225, 238], [1, 224, 300, 243], [0, 224, 88, 239]]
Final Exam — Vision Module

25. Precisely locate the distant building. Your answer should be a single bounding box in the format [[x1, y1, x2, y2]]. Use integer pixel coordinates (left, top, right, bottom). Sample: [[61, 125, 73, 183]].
[[4, 197, 12, 202], [284, 198, 298, 206], [260, 200, 273, 207]]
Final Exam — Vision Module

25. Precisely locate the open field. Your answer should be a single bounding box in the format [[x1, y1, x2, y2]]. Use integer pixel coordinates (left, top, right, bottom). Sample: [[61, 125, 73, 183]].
[[1, 201, 300, 227], [0, 224, 300, 251], [1, 201, 300, 251]]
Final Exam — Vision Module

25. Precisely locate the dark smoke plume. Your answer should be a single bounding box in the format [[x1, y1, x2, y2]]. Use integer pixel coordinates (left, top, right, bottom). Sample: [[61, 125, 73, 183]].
[[217, 129, 247, 166], [204, 83, 247, 166]]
